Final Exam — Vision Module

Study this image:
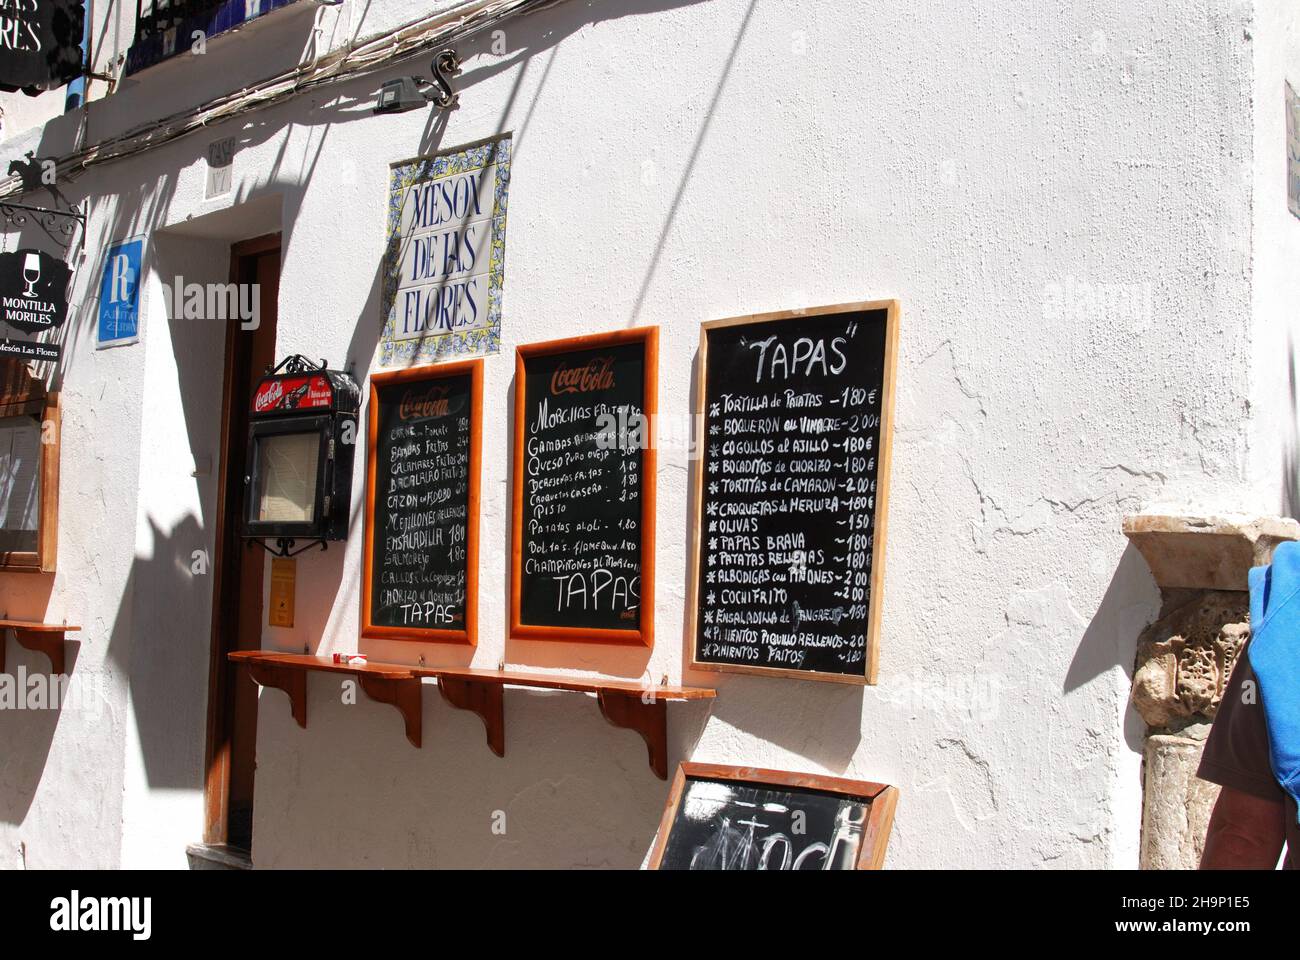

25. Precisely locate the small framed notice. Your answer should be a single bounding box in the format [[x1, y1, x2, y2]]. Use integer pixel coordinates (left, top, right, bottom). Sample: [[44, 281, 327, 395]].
[[648, 763, 899, 870], [268, 558, 296, 628], [688, 301, 899, 683], [362, 360, 482, 643], [511, 327, 657, 646]]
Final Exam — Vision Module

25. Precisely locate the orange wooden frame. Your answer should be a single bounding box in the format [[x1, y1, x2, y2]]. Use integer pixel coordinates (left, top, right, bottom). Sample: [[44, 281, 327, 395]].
[[647, 762, 899, 870], [0, 392, 60, 574], [510, 327, 658, 647], [686, 301, 900, 684], [362, 359, 483, 645]]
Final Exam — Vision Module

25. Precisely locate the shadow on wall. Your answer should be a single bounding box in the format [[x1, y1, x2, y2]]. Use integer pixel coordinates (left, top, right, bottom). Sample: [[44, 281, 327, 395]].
[[4, 0, 753, 864], [1065, 542, 1159, 758], [116, 516, 214, 789], [0, 635, 81, 832]]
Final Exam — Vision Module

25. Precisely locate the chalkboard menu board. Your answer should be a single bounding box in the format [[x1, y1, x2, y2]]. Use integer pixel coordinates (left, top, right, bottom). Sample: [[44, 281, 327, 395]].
[[649, 763, 899, 870], [363, 360, 482, 644], [689, 302, 899, 683], [511, 328, 657, 646]]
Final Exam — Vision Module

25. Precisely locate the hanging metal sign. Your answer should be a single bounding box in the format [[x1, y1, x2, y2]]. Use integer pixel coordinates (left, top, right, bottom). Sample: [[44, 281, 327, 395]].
[[0, 1, 85, 93], [0, 247, 70, 362], [0, 248, 70, 334]]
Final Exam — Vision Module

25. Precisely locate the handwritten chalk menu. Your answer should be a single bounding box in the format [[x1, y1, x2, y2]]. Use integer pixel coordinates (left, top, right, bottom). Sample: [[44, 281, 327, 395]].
[[512, 328, 657, 645], [363, 360, 482, 644], [649, 764, 899, 870], [689, 302, 899, 683]]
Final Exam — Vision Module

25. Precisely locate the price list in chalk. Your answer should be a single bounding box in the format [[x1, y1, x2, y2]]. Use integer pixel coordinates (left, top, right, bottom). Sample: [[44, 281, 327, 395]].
[[370, 374, 473, 630], [694, 309, 889, 677], [519, 342, 647, 632]]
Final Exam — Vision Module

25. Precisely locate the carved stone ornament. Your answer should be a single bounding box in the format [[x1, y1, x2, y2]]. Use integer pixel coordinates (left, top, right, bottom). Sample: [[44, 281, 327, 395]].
[[1130, 591, 1248, 730]]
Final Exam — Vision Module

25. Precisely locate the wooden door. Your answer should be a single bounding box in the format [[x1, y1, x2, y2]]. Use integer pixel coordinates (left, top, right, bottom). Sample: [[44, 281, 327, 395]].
[[203, 233, 281, 852]]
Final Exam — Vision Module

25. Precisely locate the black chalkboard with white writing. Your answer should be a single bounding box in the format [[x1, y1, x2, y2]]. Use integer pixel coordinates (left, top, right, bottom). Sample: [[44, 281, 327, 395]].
[[690, 303, 897, 682], [650, 765, 897, 870], [512, 330, 656, 645], [364, 362, 480, 643]]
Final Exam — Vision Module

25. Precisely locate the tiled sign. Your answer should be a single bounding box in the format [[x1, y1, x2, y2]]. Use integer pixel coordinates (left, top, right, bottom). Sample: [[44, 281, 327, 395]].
[[379, 137, 511, 367], [97, 238, 145, 348]]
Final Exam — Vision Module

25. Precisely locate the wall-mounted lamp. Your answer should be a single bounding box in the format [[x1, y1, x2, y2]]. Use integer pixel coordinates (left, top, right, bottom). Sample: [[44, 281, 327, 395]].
[[242, 355, 359, 558], [373, 49, 461, 115]]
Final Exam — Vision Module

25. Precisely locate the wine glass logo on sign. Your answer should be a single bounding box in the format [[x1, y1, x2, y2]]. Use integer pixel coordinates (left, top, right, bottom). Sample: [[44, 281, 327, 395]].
[[21, 253, 40, 298], [0, 249, 71, 336]]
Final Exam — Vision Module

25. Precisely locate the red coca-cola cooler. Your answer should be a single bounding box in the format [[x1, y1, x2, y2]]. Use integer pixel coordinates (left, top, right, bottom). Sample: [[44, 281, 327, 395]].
[[242, 355, 359, 549]]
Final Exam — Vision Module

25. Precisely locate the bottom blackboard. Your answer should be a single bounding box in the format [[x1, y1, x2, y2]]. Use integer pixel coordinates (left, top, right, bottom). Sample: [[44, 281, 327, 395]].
[[649, 764, 897, 870]]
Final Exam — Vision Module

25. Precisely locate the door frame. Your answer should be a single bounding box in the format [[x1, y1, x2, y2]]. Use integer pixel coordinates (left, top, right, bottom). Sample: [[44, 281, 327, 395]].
[[202, 232, 282, 845]]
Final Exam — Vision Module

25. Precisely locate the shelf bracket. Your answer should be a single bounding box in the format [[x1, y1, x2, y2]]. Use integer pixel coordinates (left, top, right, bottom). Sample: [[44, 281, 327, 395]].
[[358, 676, 423, 749], [247, 661, 308, 729], [437, 676, 504, 757], [5, 628, 68, 676], [597, 689, 668, 779]]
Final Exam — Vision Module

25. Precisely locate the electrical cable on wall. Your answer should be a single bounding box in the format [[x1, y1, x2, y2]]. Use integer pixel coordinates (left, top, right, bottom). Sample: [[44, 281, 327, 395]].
[[0, 0, 564, 198]]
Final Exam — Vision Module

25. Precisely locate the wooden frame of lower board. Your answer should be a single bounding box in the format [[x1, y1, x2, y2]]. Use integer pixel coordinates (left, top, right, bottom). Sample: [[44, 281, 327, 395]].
[[510, 326, 658, 647], [0, 391, 60, 574], [686, 300, 900, 684], [362, 359, 483, 645], [647, 762, 900, 870]]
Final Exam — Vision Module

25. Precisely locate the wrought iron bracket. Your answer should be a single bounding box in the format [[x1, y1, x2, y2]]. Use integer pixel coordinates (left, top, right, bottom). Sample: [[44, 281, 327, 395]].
[[265, 354, 327, 377], [0, 199, 86, 247], [247, 537, 328, 559]]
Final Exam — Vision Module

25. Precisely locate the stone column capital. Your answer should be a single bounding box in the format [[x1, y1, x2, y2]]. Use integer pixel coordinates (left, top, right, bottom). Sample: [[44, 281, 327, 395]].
[[1122, 513, 1300, 592]]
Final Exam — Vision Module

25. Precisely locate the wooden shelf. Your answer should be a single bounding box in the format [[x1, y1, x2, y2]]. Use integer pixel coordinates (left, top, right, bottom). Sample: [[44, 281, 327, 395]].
[[228, 652, 716, 778], [413, 666, 713, 779], [419, 667, 716, 700], [0, 620, 80, 676], [227, 652, 422, 747]]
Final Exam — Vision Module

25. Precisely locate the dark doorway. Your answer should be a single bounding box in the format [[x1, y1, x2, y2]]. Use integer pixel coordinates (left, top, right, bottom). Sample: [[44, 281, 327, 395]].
[[203, 233, 281, 854]]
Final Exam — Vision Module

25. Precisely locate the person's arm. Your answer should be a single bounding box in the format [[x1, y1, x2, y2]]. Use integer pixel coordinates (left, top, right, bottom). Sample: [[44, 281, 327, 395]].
[[1200, 785, 1285, 869]]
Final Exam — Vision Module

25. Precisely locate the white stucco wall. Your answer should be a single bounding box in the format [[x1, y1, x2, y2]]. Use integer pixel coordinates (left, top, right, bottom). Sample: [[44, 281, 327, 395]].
[[0, 0, 1292, 869], [1246, 3, 1300, 514]]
